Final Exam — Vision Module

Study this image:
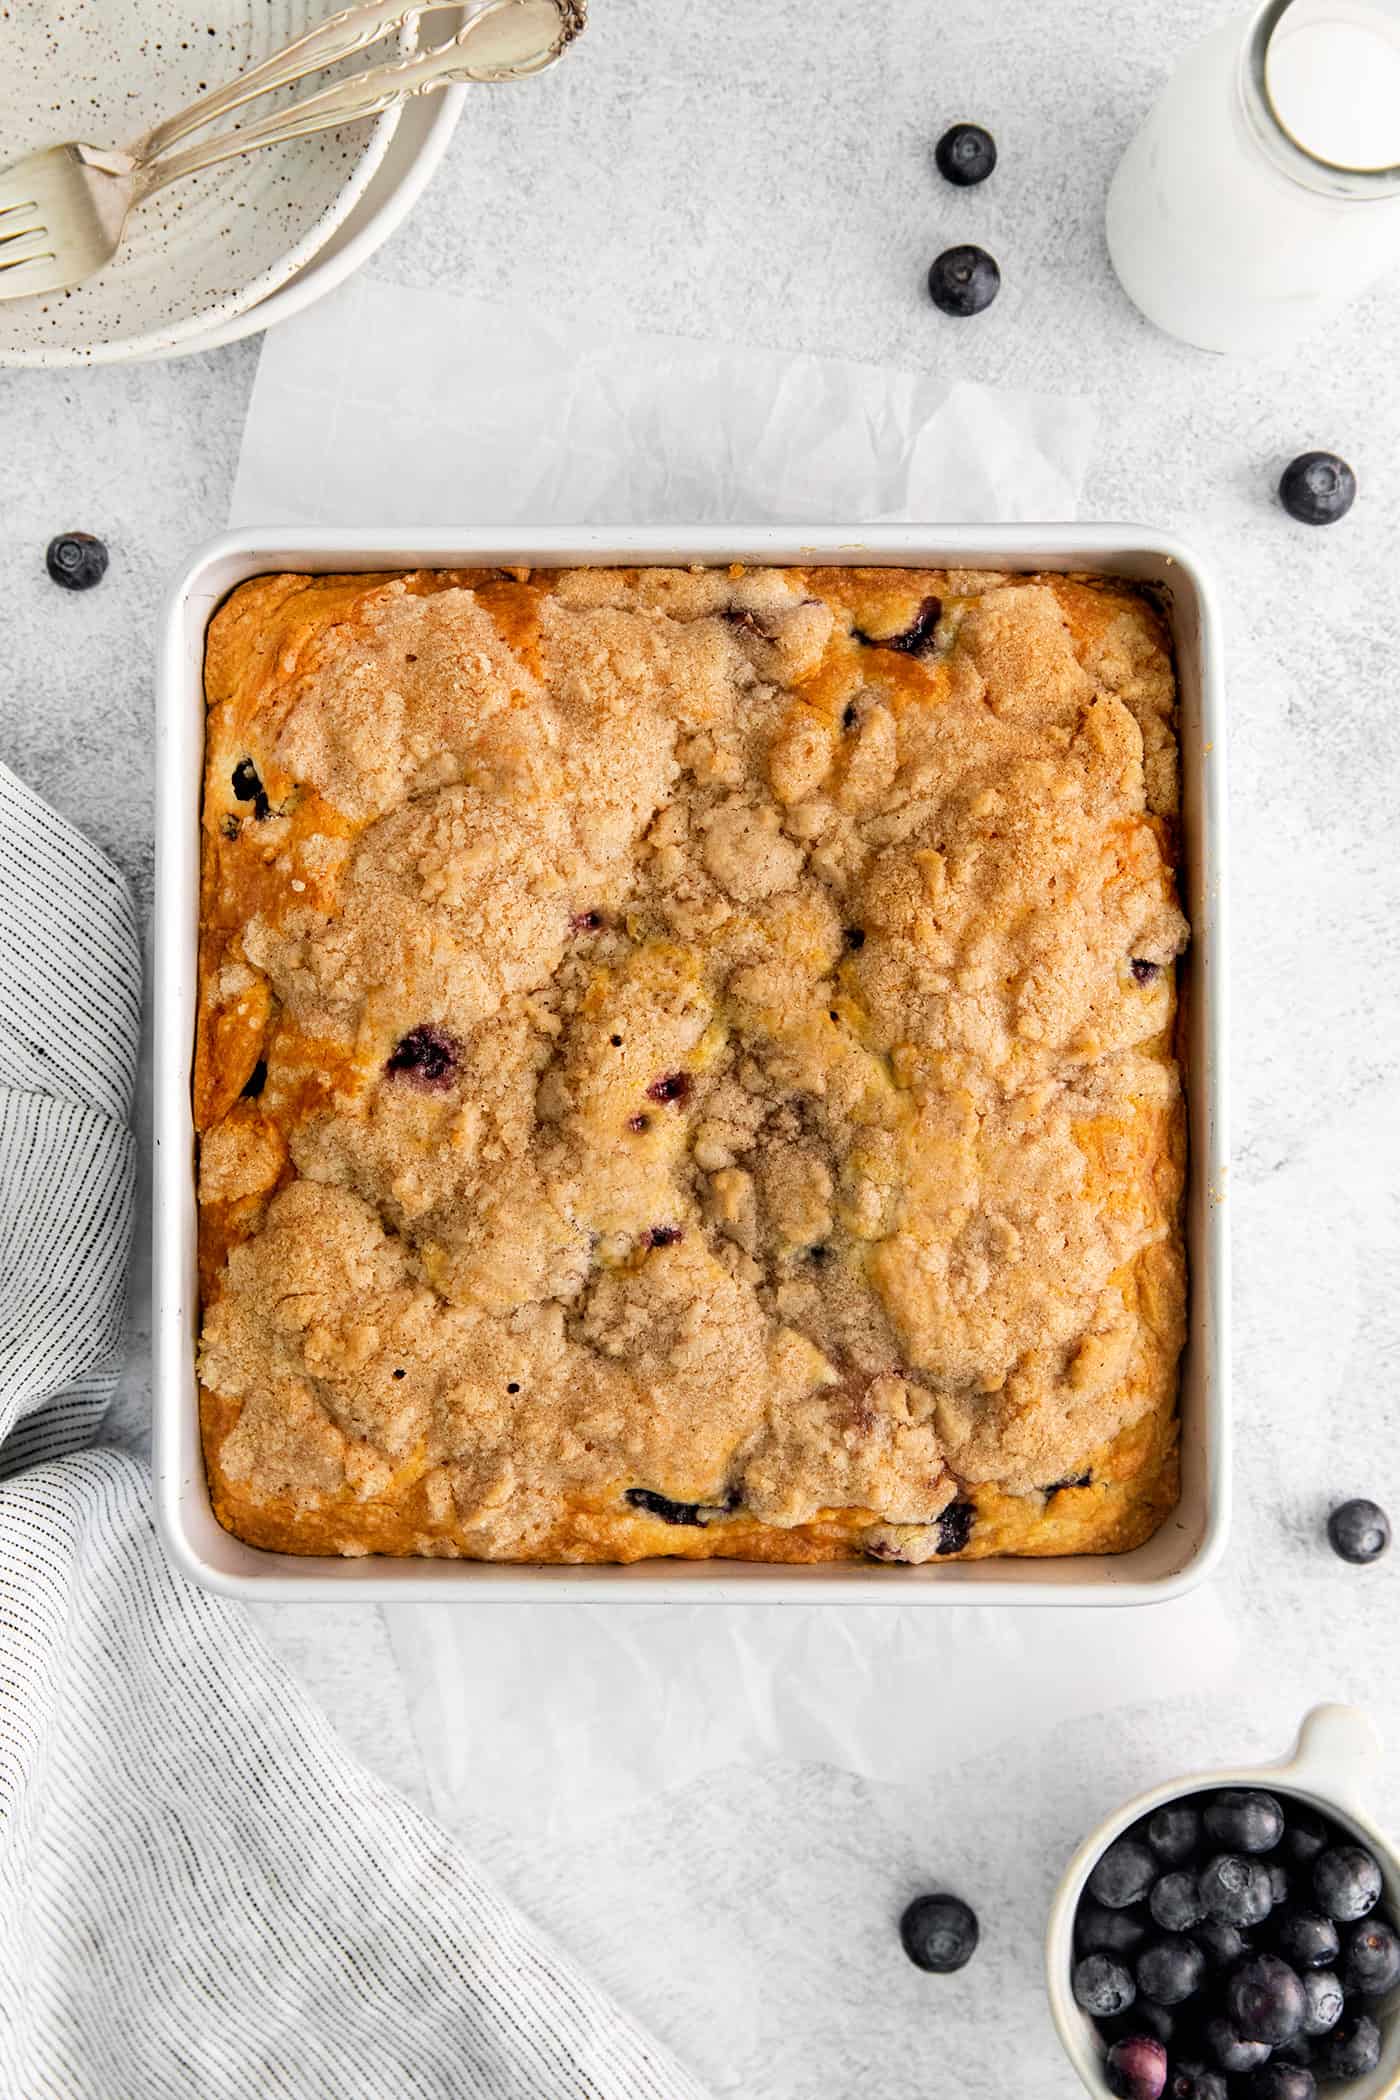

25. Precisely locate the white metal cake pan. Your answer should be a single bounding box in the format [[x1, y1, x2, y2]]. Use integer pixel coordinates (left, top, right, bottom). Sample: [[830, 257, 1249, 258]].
[[153, 525, 1229, 1604]]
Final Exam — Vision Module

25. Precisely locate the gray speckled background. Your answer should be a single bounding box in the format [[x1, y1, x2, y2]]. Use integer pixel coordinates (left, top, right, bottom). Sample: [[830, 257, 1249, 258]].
[[3, 1, 1400, 2095]]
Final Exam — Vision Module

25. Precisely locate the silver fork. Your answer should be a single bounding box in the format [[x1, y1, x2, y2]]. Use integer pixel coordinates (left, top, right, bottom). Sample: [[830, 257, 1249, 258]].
[[0, 0, 585, 303]]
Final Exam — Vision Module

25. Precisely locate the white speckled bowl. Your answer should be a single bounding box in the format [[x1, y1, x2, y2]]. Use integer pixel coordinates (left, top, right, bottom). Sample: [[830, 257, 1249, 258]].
[[0, 0, 407, 367], [1047, 1706, 1400, 2099]]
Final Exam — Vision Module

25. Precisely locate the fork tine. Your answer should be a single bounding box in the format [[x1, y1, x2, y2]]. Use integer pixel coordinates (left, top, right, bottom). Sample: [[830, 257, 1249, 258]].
[[0, 228, 57, 272], [0, 217, 45, 249]]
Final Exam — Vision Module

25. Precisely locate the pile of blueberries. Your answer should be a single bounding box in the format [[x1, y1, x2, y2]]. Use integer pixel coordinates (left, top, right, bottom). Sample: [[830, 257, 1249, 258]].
[[1073, 1786, 1398, 2099]]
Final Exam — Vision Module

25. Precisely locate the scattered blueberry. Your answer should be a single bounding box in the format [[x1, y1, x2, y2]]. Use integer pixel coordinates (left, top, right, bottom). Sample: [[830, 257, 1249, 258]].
[[1074, 1953, 1137, 2017], [1076, 1900, 1148, 1960], [1282, 1810, 1331, 1870], [1205, 2016, 1272, 2074], [45, 531, 109, 591], [1273, 1909, 1339, 1971], [1205, 1790, 1285, 1856], [1278, 451, 1356, 526], [843, 927, 866, 951], [1194, 1917, 1249, 1970], [1228, 1952, 1306, 2045], [934, 1499, 975, 1555], [1137, 1936, 1204, 2006], [1089, 1838, 1159, 1912], [646, 1071, 692, 1106], [899, 1893, 979, 1973], [927, 244, 1000, 318], [1326, 1497, 1391, 1564], [385, 1024, 460, 1090], [853, 595, 943, 654], [241, 1058, 267, 1099], [570, 909, 604, 933], [644, 1225, 684, 1248], [1200, 1853, 1275, 1928], [1299, 1968, 1345, 2036], [1345, 1917, 1400, 1995], [1044, 1471, 1093, 1495], [1148, 1804, 1202, 1868], [1149, 1872, 1203, 1933], [231, 757, 272, 823], [1104, 2034, 1167, 2100], [1245, 2064, 1317, 2100], [1316, 2010, 1382, 2079], [1313, 1843, 1383, 1922], [1166, 2069, 1227, 2100], [1130, 958, 1161, 985], [625, 1487, 708, 1526], [934, 121, 997, 187]]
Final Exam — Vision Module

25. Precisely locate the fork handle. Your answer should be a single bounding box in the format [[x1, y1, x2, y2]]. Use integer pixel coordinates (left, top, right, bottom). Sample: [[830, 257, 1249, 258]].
[[130, 0, 434, 164], [134, 0, 578, 199]]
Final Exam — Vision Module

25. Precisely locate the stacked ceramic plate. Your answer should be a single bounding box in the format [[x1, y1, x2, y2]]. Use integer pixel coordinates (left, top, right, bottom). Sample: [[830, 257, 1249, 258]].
[[0, 0, 466, 367]]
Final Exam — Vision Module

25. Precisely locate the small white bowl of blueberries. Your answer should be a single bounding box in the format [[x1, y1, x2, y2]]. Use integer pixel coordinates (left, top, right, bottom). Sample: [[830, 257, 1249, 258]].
[[1046, 1704, 1400, 2100]]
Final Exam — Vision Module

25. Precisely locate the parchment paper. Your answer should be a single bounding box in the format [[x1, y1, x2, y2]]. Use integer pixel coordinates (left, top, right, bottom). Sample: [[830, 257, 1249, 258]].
[[233, 278, 1235, 1838]]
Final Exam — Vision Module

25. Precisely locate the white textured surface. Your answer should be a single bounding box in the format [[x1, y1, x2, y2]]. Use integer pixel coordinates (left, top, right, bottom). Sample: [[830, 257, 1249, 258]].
[[1, 0, 1399, 2094]]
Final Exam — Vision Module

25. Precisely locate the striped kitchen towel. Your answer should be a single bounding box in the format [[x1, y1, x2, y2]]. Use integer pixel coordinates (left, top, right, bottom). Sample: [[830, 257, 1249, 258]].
[[0, 762, 710, 2100]]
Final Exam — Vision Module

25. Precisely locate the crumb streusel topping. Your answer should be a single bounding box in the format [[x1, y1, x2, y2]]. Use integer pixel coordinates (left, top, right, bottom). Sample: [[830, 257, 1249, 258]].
[[196, 566, 1188, 1563]]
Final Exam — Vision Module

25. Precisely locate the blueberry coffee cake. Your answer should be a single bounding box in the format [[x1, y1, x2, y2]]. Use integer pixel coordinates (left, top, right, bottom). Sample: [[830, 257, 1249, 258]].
[[195, 564, 1188, 1564]]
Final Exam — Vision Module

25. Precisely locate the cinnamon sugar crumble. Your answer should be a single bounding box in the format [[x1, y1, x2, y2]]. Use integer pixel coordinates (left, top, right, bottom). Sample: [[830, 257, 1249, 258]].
[[195, 566, 1188, 1564]]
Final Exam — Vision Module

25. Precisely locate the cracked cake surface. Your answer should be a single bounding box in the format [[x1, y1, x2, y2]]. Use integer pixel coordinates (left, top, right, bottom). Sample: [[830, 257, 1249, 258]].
[[195, 564, 1188, 1564]]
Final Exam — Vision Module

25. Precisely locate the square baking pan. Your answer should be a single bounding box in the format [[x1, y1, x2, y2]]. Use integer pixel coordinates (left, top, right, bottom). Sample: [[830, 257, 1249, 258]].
[[152, 525, 1229, 1603]]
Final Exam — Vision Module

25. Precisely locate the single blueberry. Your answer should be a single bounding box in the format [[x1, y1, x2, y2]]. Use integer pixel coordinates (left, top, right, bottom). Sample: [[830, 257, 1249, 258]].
[[899, 1892, 979, 1973], [1089, 1837, 1159, 1912], [1204, 1790, 1285, 1855], [1193, 1916, 1249, 1969], [1269, 1864, 1291, 1908], [1147, 1803, 1202, 1868], [1312, 1843, 1383, 1922], [853, 595, 943, 655], [1200, 1853, 1275, 1928], [1316, 2011, 1382, 2079], [1278, 451, 1356, 526], [1137, 1935, 1205, 2006], [1326, 1496, 1391, 1563], [934, 1499, 975, 1555], [1273, 1909, 1339, 1970], [45, 531, 109, 591], [1076, 1899, 1148, 1960], [646, 1071, 692, 1106], [1345, 1918, 1400, 1995], [1103, 2034, 1168, 2100], [624, 1487, 706, 1526], [1205, 2016, 1271, 2074], [385, 1024, 461, 1090], [1228, 1952, 1306, 2045], [1282, 1811, 1330, 1870], [1245, 2063, 1317, 2100], [1073, 1952, 1136, 2017], [231, 757, 272, 823], [934, 121, 997, 187], [1125, 1999, 1175, 2048], [1299, 1968, 1345, 2036], [927, 244, 1000, 318], [1150, 1872, 1204, 1934], [1166, 2070, 1227, 2100]]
